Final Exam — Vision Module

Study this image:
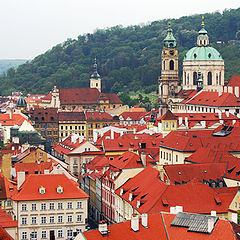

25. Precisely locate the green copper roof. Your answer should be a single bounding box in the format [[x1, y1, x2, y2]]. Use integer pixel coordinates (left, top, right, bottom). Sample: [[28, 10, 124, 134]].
[[91, 58, 101, 79], [184, 46, 223, 61], [163, 23, 176, 48], [17, 96, 27, 107], [198, 27, 208, 35]]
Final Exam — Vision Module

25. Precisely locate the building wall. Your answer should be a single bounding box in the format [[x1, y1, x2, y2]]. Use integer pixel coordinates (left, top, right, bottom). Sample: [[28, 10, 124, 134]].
[[13, 198, 88, 240], [159, 147, 192, 165], [19, 148, 48, 163], [58, 121, 86, 142]]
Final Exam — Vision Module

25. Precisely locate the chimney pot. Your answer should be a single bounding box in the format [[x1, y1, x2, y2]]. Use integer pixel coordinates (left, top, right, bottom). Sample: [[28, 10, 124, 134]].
[[98, 220, 108, 235], [175, 206, 183, 213]]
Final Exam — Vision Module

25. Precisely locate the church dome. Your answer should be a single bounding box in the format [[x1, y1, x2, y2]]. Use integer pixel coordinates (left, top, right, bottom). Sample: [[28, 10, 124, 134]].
[[17, 96, 27, 107], [184, 46, 223, 61]]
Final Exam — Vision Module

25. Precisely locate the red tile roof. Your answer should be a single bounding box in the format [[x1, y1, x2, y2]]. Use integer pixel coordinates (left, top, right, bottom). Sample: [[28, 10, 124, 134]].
[[52, 134, 86, 155], [119, 112, 147, 121], [83, 212, 237, 240], [0, 173, 17, 199], [28, 108, 58, 123], [0, 113, 30, 126], [58, 111, 85, 121], [14, 161, 53, 175], [59, 88, 122, 105], [12, 174, 89, 201], [85, 111, 115, 121], [164, 162, 227, 184], [158, 110, 177, 121], [115, 167, 238, 215], [181, 91, 240, 107], [228, 76, 240, 88]]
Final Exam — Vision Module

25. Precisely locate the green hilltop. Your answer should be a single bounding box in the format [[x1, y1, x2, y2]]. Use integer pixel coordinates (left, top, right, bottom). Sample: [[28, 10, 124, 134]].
[[1, 8, 240, 101]]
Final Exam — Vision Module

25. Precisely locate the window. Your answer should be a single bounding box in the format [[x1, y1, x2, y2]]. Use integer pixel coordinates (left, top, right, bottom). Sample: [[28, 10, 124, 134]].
[[21, 217, 27, 225], [82, 126, 84, 130], [30, 231, 37, 240], [41, 230, 47, 239], [70, 126, 72, 130], [61, 126, 63, 130], [58, 215, 63, 223], [68, 215, 73, 222], [67, 230, 73, 238], [22, 232, 27, 239], [77, 202, 82, 209], [169, 60, 174, 70], [65, 126, 68, 130], [21, 203, 27, 211], [67, 202, 72, 209], [176, 155, 178, 162], [49, 203, 54, 210], [208, 72, 212, 85], [75, 126, 78, 130], [32, 203, 37, 211], [50, 216, 55, 223], [32, 216, 37, 224], [41, 203, 46, 210], [41, 216, 46, 224], [7, 200, 11, 207], [58, 202, 63, 209], [77, 214, 82, 222], [193, 72, 197, 85], [58, 230, 63, 238]]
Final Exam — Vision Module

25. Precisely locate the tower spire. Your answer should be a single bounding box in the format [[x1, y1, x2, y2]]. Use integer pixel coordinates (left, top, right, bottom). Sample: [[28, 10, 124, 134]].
[[201, 16, 205, 27]]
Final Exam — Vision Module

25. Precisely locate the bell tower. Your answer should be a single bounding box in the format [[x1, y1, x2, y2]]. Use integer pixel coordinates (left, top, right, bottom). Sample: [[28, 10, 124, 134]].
[[158, 22, 180, 115], [90, 58, 101, 92]]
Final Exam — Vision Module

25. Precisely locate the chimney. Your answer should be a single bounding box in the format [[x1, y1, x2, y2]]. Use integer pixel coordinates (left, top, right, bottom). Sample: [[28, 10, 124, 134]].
[[211, 211, 216, 216], [175, 206, 183, 214], [166, 179, 170, 185], [120, 188, 124, 196], [208, 217, 215, 233], [141, 213, 148, 228], [228, 86, 233, 94], [140, 151, 146, 167], [218, 112, 222, 119], [111, 129, 114, 140], [17, 171, 25, 190], [226, 111, 230, 117], [179, 117, 183, 125], [218, 88, 223, 97], [201, 120, 206, 128], [131, 214, 139, 232], [129, 192, 133, 201], [224, 86, 228, 93], [170, 207, 176, 214], [159, 165, 164, 182], [98, 220, 108, 235], [232, 213, 238, 224], [44, 169, 50, 174], [12, 136, 19, 144], [235, 86, 239, 98], [185, 117, 188, 128]]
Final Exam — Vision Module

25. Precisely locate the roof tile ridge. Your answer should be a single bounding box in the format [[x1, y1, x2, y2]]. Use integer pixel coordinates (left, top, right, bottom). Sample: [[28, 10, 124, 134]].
[[160, 212, 170, 240], [185, 89, 203, 104]]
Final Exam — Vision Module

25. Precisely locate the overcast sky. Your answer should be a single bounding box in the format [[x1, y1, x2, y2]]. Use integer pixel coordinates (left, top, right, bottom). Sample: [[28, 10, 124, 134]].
[[0, 0, 239, 59]]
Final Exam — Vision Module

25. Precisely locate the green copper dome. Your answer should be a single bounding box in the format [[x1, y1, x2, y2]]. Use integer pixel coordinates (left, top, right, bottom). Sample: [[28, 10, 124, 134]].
[[17, 96, 27, 107], [163, 23, 176, 48], [184, 46, 223, 61]]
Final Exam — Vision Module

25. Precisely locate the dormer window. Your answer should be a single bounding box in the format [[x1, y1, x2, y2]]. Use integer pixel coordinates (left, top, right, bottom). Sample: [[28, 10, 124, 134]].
[[39, 186, 46, 194], [57, 186, 63, 194]]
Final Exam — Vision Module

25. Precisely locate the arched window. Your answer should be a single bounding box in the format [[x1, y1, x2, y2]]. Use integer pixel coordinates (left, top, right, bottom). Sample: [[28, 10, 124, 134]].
[[219, 72, 221, 85], [163, 61, 165, 70], [169, 60, 174, 70], [193, 72, 197, 85], [184, 72, 186, 85], [216, 73, 218, 85], [208, 72, 212, 85], [187, 74, 189, 85]]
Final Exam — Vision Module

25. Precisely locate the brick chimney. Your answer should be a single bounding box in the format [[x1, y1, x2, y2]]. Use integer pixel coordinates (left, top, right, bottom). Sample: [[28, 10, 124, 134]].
[[140, 151, 146, 167]]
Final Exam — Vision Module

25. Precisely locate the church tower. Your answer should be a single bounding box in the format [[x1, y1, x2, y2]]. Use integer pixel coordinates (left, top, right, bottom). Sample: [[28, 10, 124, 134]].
[[158, 23, 180, 115], [90, 58, 101, 92]]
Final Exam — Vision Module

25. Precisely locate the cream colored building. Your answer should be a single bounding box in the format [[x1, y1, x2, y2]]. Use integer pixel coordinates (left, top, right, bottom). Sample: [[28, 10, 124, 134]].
[[182, 19, 224, 91], [12, 173, 89, 240]]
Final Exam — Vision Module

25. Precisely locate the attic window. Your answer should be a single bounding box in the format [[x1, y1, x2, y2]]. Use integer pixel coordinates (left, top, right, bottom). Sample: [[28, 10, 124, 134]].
[[202, 115, 206, 118], [194, 54, 197, 58], [39, 186, 46, 194], [208, 53, 211, 58], [236, 171, 240, 176], [57, 185, 63, 194], [178, 171, 181, 175], [204, 170, 207, 173]]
